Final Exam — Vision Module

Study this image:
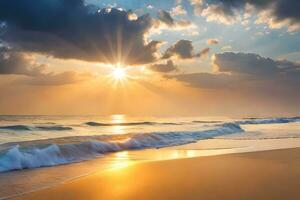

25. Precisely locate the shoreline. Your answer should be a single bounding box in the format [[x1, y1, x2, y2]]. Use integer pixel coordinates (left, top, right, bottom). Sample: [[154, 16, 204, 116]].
[[1, 137, 300, 199], [10, 147, 300, 200]]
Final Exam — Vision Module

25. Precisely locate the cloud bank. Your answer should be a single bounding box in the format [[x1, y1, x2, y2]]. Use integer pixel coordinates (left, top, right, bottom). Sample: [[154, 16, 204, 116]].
[[0, 48, 89, 85], [190, 0, 300, 31], [0, 0, 162, 65], [171, 52, 300, 91]]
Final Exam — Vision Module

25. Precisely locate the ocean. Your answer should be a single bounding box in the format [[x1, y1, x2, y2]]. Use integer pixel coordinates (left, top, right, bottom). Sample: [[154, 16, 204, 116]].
[[0, 115, 300, 199]]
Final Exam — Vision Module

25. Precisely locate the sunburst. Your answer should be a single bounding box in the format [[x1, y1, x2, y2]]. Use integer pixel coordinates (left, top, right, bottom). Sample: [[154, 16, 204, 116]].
[[112, 67, 127, 81]]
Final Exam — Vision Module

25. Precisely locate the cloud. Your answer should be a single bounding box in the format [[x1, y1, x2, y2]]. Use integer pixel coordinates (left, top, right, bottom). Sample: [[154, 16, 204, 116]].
[[252, 0, 300, 31], [214, 52, 300, 80], [150, 60, 177, 73], [255, 3, 300, 32], [170, 52, 300, 90], [201, 4, 239, 25], [189, 0, 204, 16], [0, 48, 89, 85], [170, 5, 187, 16], [20, 71, 91, 86], [190, 0, 238, 24], [156, 10, 193, 30], [0, 48, 44, 76], [194, 47, 210, 59], [163, 40, 193, 59], [157, 10, 175, 26], [147, 5, 154, 10], [127, 11, 138, 21], [213, 52, 282, 77], [190, 0, 300, 31], [0, 0, 162, 65], [207, 39, 219, 45], [221, 45, 232, 51], [163, 40, 208, 59], [168, 72, 238, 89]]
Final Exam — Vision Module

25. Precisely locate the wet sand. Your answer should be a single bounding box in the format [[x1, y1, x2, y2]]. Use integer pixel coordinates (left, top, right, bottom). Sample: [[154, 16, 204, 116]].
[[11, 148, 300, 200]]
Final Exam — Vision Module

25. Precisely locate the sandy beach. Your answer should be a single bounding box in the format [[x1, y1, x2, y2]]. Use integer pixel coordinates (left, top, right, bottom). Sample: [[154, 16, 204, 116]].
[[11, 148, 300, 200]]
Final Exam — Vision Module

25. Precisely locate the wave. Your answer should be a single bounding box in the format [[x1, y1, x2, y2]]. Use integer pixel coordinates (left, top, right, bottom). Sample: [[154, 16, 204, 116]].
[[0, 125, 73, 131], [192, 120, 222, 123], [0, 123, 243, 172], [237, 117, 300, 125], [0, 125, 31, 131], [35, 126, 73, 131], [85, 121, 180, 126]]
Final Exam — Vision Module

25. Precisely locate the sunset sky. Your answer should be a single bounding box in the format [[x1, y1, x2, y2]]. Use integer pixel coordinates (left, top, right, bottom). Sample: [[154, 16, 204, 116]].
[[0, 0, 299, 116]]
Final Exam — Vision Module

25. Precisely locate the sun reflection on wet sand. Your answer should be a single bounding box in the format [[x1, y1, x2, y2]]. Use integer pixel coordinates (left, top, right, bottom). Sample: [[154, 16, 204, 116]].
[[109, 151, 133, 170]]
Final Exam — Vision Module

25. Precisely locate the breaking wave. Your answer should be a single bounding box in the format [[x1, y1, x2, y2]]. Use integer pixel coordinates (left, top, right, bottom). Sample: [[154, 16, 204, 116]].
[[237, 117, 300, 125], [0, 123, 243, 172]]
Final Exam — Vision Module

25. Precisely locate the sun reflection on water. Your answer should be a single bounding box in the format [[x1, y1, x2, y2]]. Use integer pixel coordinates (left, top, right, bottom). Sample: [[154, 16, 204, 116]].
[[110, 114, 126, 135]]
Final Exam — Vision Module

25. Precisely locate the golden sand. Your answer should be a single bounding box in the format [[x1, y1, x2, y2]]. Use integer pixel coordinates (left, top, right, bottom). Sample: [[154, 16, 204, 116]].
[[12, 148, 300, 200]]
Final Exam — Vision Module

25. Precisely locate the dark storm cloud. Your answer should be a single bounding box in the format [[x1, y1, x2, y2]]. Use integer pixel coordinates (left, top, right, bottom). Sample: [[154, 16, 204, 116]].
[[170, 52, 300, 89], [150, 60, 177, 73], [0, 0, 162, 65], [163, 40, 208, 59]]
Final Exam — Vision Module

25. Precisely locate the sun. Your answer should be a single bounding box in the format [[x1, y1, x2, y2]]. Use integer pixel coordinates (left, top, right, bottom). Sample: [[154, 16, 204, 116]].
[[108, 63, 132, 87], [111, 65, 127, 81]]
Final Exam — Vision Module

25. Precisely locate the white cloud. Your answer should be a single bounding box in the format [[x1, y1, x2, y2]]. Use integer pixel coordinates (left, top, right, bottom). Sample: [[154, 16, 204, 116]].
[[171, 5, 187, 16]]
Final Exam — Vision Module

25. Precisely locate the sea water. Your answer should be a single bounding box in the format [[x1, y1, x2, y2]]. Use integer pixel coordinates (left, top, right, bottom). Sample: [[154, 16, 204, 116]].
[[0, 115, 300, 199]]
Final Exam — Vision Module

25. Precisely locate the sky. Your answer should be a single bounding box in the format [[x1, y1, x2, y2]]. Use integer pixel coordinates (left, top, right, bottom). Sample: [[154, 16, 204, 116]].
[[0, 0, 299, 117]]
